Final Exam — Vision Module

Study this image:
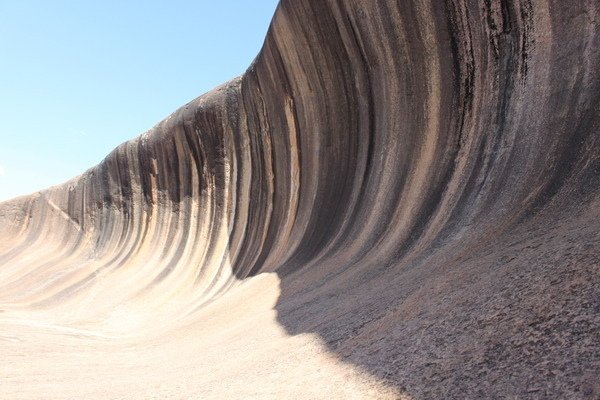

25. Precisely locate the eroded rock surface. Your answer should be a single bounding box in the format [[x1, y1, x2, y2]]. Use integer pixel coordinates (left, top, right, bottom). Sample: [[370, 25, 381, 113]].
[[1, 1, 599, 398]]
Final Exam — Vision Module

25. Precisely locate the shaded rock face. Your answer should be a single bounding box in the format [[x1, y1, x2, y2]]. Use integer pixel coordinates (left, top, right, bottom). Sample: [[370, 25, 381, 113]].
[[0, 0, 599, 398]]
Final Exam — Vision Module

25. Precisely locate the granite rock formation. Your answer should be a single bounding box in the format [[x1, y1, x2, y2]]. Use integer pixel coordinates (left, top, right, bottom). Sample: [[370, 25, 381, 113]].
[[1, 0, 599, 398]]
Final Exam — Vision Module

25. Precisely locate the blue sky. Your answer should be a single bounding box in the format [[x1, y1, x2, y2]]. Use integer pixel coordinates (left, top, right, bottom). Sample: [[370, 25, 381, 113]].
[[0, 1, 278, 201]]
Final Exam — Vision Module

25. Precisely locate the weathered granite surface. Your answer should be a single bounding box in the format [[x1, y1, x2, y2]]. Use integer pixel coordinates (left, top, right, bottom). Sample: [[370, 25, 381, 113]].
[[0, 1, 598, 398]]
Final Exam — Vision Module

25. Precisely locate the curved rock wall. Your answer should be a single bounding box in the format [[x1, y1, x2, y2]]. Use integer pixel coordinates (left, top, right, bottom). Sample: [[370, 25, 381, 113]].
[[0, 0, 598, 397]]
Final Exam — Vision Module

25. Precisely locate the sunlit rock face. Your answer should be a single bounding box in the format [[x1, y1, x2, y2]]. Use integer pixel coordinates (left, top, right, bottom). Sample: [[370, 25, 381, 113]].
[[0, 0, 598, 398]]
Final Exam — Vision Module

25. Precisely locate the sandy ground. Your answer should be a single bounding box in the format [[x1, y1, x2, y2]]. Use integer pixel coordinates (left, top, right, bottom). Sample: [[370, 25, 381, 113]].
[[0, 273, 400, 399]]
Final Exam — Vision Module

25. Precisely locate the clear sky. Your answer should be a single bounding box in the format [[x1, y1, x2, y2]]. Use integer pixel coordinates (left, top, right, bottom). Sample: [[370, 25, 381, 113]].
[[0, 1, 278, 201]]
